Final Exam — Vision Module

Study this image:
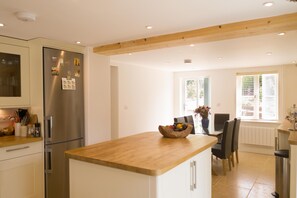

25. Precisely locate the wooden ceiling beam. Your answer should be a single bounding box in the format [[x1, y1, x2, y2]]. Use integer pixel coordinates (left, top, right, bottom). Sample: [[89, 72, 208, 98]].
[[93, 12, 297, 56]]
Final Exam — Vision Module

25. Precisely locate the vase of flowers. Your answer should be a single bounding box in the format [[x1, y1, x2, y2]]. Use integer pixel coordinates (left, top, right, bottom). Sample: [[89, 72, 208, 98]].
[[194, 106, 211, 131]]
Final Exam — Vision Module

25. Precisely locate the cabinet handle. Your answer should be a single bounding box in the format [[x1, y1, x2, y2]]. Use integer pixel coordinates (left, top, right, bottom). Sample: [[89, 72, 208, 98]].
[[6, 146, 30, 152], [190, 161, 194, 191], [193, 161, 197, 189]]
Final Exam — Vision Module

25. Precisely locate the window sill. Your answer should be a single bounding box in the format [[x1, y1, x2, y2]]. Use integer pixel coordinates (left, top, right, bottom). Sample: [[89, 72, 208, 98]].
[[241, 119, 281, 124]]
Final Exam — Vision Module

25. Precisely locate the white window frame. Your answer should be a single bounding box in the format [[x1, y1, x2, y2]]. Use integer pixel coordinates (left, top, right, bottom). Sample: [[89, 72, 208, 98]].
[[181, 77, 209, 115], [236, 73, 279, 121]]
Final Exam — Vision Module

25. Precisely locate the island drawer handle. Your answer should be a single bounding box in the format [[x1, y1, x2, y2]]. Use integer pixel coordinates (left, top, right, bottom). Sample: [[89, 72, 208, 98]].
[[6, 146, 30, 152], [193, 161, 197, 189]]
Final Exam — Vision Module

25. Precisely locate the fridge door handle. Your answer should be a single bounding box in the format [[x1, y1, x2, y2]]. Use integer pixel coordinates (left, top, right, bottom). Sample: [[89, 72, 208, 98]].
[[45, 148, 53, 174], [45, 116, 53, 143]]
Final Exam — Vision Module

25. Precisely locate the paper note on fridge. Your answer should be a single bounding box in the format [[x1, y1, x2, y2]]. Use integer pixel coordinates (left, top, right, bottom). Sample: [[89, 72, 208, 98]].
[[61, 77, 76, 90]]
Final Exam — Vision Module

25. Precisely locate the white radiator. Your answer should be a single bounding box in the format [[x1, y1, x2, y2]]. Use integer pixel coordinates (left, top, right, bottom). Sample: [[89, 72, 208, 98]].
[[239, 126, 276, 147]]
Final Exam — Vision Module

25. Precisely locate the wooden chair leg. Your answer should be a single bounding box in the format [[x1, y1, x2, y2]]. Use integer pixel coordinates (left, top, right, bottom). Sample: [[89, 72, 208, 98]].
[[236, 150, 239, 163], [227, 156, 232, 171], [222, 159, 226, 175], [231, 152, 235, 167]]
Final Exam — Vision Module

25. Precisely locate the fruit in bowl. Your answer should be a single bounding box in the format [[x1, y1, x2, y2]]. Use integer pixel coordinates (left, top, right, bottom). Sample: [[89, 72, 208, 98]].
[[159, 123, 193, 138]]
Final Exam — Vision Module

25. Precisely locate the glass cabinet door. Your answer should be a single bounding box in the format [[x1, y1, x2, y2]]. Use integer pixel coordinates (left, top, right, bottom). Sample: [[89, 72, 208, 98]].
[[0, 43, 30, 107]]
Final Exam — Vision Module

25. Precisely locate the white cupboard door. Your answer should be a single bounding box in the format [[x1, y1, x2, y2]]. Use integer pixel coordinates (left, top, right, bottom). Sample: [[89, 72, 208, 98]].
[[190, 148, 211, 198], [154, 158, 190, 198], [0, 153, 43, 198]]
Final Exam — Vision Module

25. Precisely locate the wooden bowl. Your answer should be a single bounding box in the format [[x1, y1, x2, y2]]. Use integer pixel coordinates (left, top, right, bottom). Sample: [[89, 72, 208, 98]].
[[158, 124, 193, 138]]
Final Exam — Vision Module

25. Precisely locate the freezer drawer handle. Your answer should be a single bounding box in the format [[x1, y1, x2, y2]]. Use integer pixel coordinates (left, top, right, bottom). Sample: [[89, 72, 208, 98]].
[[45, 148, 53, 173], [6, 146, 30, 152]]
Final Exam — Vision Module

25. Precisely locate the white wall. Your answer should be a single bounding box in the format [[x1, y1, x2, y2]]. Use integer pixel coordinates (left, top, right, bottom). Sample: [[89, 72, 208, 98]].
[[115, 65, 174, 138], [84, 47, 111, 145], [283, 64, 297, 114]]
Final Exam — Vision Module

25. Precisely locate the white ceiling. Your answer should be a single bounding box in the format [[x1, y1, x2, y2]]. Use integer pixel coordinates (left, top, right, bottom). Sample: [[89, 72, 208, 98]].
[[0, 0, 297, 71]]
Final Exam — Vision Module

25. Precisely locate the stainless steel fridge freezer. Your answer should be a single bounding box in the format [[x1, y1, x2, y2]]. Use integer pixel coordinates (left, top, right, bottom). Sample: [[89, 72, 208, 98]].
[[43, 47, 84, 198]]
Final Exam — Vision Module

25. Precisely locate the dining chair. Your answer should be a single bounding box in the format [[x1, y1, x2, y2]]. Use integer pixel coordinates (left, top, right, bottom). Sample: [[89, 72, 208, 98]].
[[184, 115, 195, 134], [231, 118, 241, 167], [211, 119, 235, 175], [214, 113, 230, 131], [174, 117, 186, 123]]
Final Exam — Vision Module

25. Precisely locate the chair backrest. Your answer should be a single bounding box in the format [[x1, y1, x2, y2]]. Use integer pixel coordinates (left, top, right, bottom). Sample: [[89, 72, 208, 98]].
[[184, 115, 195, 134], [174, 117, 186, 123], [221, 120, 235, 158], [232, 118, 241, 152], [214, 113, 230, 131]]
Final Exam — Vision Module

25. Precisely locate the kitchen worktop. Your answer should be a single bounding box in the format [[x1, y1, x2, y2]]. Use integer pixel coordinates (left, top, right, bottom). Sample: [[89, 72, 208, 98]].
[[0, 136, 43, 148], [277, 122, 297, 145], [65, 132, 217, 176]]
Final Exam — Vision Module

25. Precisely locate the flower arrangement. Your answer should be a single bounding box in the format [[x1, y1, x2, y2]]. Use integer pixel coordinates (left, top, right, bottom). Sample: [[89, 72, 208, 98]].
[[286, 104, 297, 130], [194, 106, 211, 119]]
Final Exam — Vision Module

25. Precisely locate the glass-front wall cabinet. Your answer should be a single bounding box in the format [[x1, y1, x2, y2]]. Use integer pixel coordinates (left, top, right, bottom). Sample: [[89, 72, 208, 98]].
[[0, 43, 30, 107]]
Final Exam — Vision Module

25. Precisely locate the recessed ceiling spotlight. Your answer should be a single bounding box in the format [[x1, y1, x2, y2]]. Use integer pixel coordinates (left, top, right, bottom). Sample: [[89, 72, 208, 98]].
[[278, 32, 285, 36], [145, 25, 153, 30], [76, 41, 81, 44], [128, 53, 132, 55], [189, 44, 195, 47], [0, 23, 4, 27], [266, 52, 272, 56], [263, 2, 274, 7]]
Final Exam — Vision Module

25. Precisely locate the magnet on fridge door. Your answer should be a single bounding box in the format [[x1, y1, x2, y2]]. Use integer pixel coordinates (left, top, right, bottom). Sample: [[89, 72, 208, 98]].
[[74, 58, 80, 66]]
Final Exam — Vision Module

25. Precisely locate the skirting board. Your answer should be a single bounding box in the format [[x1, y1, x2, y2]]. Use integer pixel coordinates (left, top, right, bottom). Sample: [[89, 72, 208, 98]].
[[239, 143, 274, 155]]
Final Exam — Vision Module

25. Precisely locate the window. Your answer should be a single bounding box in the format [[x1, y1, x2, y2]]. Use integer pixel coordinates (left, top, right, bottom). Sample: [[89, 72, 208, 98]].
[[182, 78, 209, 115], [236, 73, 278, 120]]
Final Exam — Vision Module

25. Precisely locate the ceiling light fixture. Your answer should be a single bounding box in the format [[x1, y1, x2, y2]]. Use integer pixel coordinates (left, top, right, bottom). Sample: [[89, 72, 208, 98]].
[[76, 41, 81, 44], [263, 2, 274, 7], [0, 23, 4, 27], [266, 52, 272, 56], [278, 32, 285, 36], [15, 11, 36, 22], [189, 44, 195, 47], [145, 26, 153, 30], [184, 59, 192, 64], [128, 53, 132, 56]]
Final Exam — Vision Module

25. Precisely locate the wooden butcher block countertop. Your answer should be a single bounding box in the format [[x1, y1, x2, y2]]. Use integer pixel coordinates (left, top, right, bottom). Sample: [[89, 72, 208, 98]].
[[277, 123, 297, 145], [0, 136, 43, 148], [65, 132, 217, 176]]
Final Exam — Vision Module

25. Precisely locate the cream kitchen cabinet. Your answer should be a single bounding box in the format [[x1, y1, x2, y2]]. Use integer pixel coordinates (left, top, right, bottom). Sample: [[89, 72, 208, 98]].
[[154, 148, 211, 198], [0, 43, 30, 107], [0, 141, 43, 198], [69, 148, 212, 198]]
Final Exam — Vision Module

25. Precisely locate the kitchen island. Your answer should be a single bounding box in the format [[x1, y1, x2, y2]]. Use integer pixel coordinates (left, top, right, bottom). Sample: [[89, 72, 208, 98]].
[[65, 132, 217, 198]]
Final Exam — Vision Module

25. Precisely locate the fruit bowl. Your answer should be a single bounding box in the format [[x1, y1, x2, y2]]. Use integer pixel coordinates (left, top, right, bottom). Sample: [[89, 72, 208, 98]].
[[158, 124, 193, 138]]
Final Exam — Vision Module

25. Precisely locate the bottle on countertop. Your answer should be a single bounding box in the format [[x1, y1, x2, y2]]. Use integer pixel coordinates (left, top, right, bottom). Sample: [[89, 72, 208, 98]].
[[34, 123, 41, 137]]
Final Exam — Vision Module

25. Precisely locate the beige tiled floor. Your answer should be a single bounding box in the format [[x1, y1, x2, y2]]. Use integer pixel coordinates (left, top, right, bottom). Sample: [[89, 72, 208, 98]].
[[212, 152, 275, 198]]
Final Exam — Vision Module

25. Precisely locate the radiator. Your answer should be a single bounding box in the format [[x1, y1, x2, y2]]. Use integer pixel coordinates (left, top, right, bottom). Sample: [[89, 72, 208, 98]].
[[239, 126, 276, 147]]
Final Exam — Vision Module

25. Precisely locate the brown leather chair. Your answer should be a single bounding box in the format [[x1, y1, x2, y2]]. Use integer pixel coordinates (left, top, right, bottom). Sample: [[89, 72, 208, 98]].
[[184, 115, 195, 134], [231, 118, 241, 167], [174, 117, 186, 124], [214, 113, 230, 131], [211, 120, 234, 175]]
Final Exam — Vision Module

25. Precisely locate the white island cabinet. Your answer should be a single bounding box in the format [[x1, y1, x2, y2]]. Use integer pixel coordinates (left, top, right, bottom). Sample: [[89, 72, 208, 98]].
[[0, 140, 43, 198], [66, 132, 216, 198]]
